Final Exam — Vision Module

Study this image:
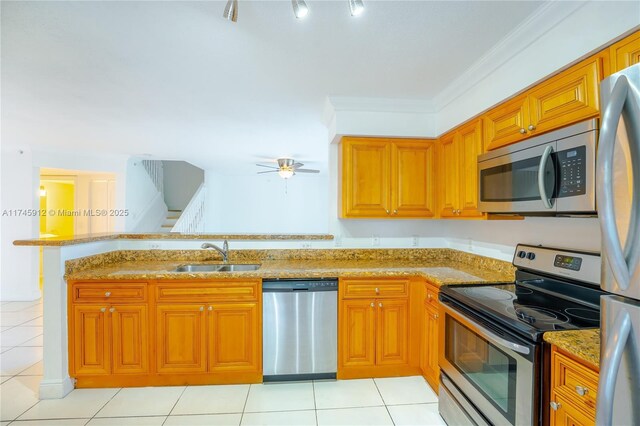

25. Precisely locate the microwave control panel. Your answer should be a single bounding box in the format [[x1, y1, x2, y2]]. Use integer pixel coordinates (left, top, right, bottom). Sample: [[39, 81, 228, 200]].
[[557, 146, 586, 198]]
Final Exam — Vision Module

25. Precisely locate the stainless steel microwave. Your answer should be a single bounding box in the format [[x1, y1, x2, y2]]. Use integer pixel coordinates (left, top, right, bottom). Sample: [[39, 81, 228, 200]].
[[477, 119, 597, 215]]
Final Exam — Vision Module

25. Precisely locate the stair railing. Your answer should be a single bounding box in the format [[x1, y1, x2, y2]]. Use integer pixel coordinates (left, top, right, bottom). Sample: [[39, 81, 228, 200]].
[[141, 159, 164, 194], [172, 183, 206, 233]]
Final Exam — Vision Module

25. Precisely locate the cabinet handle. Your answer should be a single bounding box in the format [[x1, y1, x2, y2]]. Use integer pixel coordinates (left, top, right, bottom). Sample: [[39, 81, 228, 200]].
[[575, 385, 588, 396], [370, 302, 375, 308], [375, 287, 380, 294], [379, 302, 383, 308], [393, 209, 398, 215], [104, 291, 111, 297], [528, 124, 536, 131], [550, 401, 561, 411], [208, 306, 213, 311], [109, 307, 116, 313], [199, 306, 204, 311], [520, 128, 526, 134], [100, 307, 106, 313]]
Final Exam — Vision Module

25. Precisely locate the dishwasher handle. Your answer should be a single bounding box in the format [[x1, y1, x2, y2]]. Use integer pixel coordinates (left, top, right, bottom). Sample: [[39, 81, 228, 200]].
[[263, 279, 338, 292]]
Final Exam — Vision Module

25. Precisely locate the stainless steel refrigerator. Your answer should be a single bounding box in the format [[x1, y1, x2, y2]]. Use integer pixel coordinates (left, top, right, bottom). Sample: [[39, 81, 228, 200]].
[[596, 63, 640, 425]]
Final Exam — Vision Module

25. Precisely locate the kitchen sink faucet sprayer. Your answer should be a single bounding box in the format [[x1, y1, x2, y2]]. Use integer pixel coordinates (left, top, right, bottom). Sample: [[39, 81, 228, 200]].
[[201, 240, 229, 263]]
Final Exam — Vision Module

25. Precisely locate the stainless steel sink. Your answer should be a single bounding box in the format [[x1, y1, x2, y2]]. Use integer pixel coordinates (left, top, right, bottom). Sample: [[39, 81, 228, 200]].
[[173, 264, 260, 273]]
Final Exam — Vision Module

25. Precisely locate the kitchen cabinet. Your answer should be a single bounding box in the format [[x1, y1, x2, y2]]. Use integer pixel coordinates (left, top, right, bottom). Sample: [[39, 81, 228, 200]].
[[550, 346, 599, 426], [69, 282, 149, 378], [438, 119, 484, 218], [341, 137, 436, 218], [609, 31, 640, 74], [484, 56, 603, 151], [338, 278, 419, 378], [420, 283, 440, 392]]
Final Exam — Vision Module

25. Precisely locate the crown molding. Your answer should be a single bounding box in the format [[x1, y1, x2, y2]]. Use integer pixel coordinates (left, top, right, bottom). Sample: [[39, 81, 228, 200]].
[[327, 96, 436, 114], [433, 0, 588, 111]]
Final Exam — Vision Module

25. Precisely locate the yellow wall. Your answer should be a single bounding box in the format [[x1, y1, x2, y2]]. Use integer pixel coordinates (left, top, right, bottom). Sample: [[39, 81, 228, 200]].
[[40, 181, 75, 237]]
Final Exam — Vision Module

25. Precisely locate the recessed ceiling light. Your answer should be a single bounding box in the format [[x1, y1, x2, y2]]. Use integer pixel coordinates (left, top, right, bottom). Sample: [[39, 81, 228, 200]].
[[223, 0, 238, 22], [292, 0, 309, 19], [349, 0, 364, 17]]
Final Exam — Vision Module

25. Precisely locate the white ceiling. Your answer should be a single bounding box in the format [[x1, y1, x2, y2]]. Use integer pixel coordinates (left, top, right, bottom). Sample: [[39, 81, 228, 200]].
[[1, 0, 545, 174]]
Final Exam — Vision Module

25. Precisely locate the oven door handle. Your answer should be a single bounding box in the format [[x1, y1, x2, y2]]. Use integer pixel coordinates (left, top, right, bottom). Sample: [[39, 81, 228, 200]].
[[538, 145, 554, 209], [442, 301, 531, 356]]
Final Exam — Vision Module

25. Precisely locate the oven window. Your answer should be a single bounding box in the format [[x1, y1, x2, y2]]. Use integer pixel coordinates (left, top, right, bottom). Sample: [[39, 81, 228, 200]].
[[445, 316, 517, 423], [480, 155, 556, 202]]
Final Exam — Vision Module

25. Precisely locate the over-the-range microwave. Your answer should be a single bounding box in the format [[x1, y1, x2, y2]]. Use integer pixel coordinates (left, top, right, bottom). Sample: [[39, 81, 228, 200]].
[[477, 119, 597, 215]]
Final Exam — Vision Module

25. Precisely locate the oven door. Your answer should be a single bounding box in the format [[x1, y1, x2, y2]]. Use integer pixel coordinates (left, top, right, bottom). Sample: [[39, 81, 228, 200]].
[[478, 141, 557, 213], [439, 298, 538, 426]]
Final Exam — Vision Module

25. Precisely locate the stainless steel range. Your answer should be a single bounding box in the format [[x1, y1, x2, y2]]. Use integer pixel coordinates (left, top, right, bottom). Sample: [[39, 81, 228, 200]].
[[438, 244, 605, 426]]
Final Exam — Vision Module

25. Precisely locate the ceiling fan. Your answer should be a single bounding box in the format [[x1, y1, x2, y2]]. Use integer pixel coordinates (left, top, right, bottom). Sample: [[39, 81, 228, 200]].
[[256, 158, 320, 179]]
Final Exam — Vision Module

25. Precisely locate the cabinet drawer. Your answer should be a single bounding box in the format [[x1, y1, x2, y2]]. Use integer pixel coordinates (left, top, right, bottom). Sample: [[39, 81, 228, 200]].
[[425, 284, 439, 309], [155, 281, 260, 302], [72, 283, 147, 303], [551, 350, 598, 416], [341, 279, 409, 299]]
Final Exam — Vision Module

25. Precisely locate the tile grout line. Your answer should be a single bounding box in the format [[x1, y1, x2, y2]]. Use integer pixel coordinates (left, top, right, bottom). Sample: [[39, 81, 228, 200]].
[[372, 378, 396, 426], [161, 386, 188, 426], [238, 383, 251, 426], [87, 386, 124, 423]]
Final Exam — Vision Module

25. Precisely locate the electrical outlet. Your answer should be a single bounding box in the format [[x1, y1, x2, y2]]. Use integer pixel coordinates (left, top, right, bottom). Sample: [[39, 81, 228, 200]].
[[412, 235, 419, 247], [301, 243, 312, 249], [372, 235, 380, 246], [149, 243, 160, 249]]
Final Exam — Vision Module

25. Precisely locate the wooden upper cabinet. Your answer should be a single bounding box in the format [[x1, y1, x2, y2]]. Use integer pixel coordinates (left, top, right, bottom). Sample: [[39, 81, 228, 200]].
[[341, 137, 436, 219], [341, 138, 391, 218], [609, 30, 640, 73], [528, 57, 601, 135], [484, 93, 530, 151], [484, 56, 602, 151], [438, 120, 484, 218]]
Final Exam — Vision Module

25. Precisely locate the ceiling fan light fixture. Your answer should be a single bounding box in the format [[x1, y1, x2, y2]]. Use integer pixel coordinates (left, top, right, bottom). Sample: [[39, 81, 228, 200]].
[[292, 0, 309, 19], [278, 168, 295, 179], [349, 0, 364, 16], [223, 0, 238, 22]]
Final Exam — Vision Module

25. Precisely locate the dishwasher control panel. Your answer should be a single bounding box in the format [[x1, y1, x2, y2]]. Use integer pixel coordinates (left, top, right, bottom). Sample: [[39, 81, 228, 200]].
[[262, 278, 338, 292]]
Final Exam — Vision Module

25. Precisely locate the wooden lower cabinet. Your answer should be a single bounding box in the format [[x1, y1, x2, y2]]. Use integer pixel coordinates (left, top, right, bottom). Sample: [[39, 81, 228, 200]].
[[111, 305, 149, 375], [375, 299, 409, 366], [550, 347, 599, 426], [71, 305, 111, 376], [208, 303, 260, 373], [341, 299, 377, 368], [156, 304, 207, 374], [421, 301, 439, 391]]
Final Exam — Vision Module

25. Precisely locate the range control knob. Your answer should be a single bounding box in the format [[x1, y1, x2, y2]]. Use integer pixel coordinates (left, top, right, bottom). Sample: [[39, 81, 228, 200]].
[[517, 251, 527, 259], [526, 252, 536, 260]]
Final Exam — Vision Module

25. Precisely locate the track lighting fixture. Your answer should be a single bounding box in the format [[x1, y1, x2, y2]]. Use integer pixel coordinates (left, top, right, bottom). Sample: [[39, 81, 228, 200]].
[[291, 0, 309, 19], [349, 0, 364, 16], [223, 0, 238, 22]]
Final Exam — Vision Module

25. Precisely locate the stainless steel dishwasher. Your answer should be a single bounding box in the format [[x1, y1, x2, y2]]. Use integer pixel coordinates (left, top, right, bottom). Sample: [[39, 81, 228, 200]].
[[262, 278, 337, 382]]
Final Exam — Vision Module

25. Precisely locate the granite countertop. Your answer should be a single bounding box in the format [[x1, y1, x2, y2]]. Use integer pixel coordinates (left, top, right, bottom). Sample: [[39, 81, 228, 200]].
[[14, 232, 335, 246], [544, 329, 600, 369], [65, 249, 516, 287]]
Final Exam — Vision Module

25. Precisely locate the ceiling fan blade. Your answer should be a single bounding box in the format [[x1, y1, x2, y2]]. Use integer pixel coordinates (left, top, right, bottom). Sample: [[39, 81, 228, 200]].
[[292, 162, 305, 169], [256, 164, 278, 169], [257, 170, 279, 174], [295, 169, 320, 173]]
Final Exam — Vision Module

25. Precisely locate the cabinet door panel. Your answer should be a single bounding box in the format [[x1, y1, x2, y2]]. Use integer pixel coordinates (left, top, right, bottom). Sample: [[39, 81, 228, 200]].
[[392, 141, 436, 217], [609, 31, 640, 73], [72, 305, 110, 375], [111, 305, 149, 374], [340, 299, 376, 368], [424, 303, 440, 389], [483, 94, 530, 151], [341, 138, 391, 218], [439, 133, 459, 217], [376, 299, 409, 366], [208, 303, 260, 373], [156, 304, 207, 374], [458, 120, 484, 217], [528, 58, 601, 134]]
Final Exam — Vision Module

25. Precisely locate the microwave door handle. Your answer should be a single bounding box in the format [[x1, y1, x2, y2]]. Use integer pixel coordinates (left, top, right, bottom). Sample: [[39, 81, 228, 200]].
[[595, 309, 631, 426], [537, 145, 554, 209], [597, 75, 640, 291]]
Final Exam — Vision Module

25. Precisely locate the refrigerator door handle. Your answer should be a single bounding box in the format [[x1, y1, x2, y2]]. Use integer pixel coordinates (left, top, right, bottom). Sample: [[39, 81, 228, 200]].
[[597, 75, 640, 291], [595, 309, 632, 426]]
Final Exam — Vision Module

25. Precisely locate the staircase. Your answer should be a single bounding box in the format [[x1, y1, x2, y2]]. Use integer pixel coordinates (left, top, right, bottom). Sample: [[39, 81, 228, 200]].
[[160, 210, 182, 233]]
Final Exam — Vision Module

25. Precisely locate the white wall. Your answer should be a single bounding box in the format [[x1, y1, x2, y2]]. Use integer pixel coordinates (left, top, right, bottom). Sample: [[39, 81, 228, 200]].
[[125, 158, 167, 232], [204, 172, 329, 234], [162, 161, 204, 211]]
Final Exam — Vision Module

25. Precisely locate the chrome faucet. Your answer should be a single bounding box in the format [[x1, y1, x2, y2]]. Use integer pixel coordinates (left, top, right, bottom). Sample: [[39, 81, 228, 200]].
[[201, 240, 229, 263]]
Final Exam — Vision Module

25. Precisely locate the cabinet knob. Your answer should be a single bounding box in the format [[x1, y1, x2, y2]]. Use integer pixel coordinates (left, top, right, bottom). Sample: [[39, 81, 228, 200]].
[[104, 291, 111, 297], [428, 294, 433, 300], [370, 302, 375, 308], [434, 314, 439, 319], [378, 302, 383, 308], [375, 287, 380, 294], [393, 209, 398, 215], [550, 401, 561, 411], [528, 124, 536, 131], [575, 385, 588, 396], [100, 307, 106, 313], [208, 306, 213, 311], [520, 128, 526, 134], [109, 307, 116, 313], [386, 210, 390, 214], [199, 306, 204, 311]]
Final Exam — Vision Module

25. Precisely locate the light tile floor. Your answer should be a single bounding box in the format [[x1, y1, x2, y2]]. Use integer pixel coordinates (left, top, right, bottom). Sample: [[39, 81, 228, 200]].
[[0, 300, 446, 425]]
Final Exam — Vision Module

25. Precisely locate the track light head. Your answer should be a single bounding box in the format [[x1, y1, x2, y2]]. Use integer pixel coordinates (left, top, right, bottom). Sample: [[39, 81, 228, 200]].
[[349, 0, 364, 17], [223, 0, 238, 22], [292, 0, 309, 19]]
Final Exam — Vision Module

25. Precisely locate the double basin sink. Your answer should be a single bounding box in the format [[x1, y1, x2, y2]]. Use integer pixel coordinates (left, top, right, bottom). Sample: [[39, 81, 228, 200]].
[[173, 264, 261, 273]]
